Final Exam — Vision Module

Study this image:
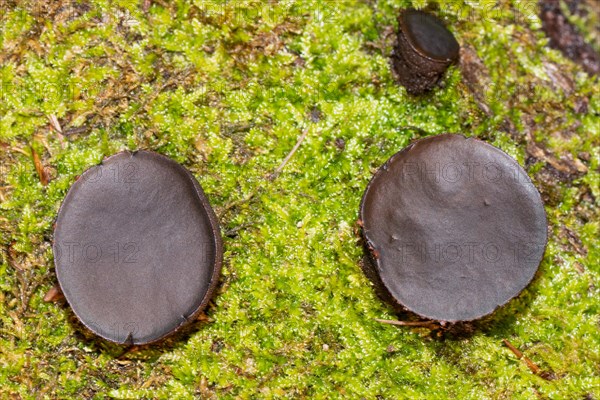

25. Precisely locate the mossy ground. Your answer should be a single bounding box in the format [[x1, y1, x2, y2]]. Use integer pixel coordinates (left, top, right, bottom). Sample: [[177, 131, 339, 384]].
[[0, 0, 598, 398]]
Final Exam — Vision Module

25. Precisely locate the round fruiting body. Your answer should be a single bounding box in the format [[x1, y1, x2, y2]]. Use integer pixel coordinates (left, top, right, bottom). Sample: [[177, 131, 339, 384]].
[[359, 134, 547, 322]]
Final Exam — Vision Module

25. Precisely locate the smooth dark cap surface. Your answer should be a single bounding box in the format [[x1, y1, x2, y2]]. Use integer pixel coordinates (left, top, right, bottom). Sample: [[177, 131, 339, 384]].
[[401, 10, 460, 62], [360, 135, 547, 322], [54, 150, 222, 345]]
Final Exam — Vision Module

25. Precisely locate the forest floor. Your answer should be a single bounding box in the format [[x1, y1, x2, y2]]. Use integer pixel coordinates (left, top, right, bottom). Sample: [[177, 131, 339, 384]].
[[0, 0, 598, 398]]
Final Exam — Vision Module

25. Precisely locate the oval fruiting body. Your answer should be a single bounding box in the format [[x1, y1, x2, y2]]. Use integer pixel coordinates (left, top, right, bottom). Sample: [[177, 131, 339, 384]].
[[54, 150, 223, 345]]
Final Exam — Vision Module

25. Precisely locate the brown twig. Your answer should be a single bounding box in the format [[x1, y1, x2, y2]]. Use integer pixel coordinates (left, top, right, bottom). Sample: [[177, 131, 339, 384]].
[[502, 339, 541, 375], [375, 318, 439, 329], [222, 128, 311, 214], [47, 114, 62, 134], [31, 146, 49, 186], [221, 189, 260, 213], [268, 128, 309, 181]]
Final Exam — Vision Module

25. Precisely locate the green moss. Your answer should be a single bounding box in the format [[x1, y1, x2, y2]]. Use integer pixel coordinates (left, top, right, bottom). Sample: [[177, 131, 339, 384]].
[[1, 0, 599, 399]]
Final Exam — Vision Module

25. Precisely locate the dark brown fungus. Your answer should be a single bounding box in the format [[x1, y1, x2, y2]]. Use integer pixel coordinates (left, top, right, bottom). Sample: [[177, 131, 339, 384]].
[[392, 9, 460, 94], [53, 150, 222, 345], [359, 135, 547, 322]]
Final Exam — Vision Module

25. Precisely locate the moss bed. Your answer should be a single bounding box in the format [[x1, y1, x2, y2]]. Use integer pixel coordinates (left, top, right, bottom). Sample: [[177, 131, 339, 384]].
[[0, 1, 598, 398]]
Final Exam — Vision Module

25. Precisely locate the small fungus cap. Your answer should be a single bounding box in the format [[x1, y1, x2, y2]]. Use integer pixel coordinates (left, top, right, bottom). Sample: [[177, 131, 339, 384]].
[[54, 150, 223, 345], [359, 135, 547, 322], [400, 9, 460, 62]]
